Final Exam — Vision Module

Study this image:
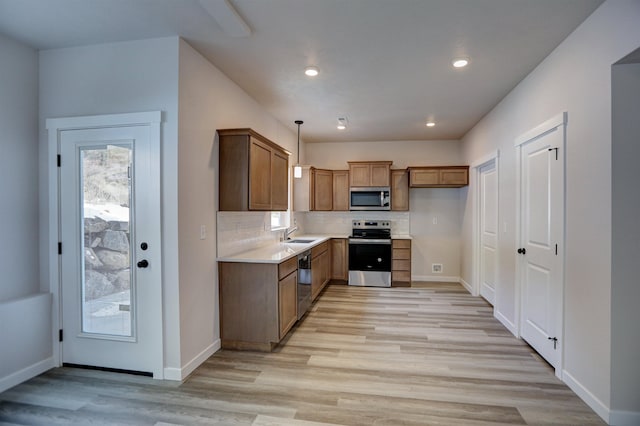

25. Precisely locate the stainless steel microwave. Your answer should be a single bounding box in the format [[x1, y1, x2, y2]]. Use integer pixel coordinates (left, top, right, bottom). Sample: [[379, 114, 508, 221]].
[[349, 187, 391, 211]]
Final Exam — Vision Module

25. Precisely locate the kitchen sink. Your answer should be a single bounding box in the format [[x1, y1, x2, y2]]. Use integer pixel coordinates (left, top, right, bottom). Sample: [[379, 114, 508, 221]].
[[285, 239, 315, 244]]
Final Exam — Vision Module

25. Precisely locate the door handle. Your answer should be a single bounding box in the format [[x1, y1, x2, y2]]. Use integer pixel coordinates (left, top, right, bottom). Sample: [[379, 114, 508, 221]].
[[517, 248, 526, 255], [137, 259, 149, 268]]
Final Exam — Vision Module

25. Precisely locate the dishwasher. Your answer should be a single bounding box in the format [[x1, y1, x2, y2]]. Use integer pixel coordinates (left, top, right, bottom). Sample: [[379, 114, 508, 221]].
[[297, 250, 312, 319]]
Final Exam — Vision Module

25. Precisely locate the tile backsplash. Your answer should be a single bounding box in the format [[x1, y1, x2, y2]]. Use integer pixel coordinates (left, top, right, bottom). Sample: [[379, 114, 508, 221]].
[[217, 211, 283, 257], [301, 211, 410, 235], [217, 210, 410, 257]]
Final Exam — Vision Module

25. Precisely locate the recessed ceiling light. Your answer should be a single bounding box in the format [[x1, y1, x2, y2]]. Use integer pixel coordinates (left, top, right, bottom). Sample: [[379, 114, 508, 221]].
[[426, 122, 435, 127], [304, 66, 319, 77], [452, 58, 469, 68]]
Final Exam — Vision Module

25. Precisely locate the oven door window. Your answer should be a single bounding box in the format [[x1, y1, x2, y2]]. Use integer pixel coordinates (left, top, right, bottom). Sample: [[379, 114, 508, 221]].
[[349, 243, 391, 271]]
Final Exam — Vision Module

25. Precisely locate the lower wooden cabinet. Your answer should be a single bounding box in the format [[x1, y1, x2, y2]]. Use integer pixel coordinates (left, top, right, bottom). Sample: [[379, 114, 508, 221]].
[[392, 239, 411, 286], [330, 238, 348, 282], [219, 256, 298, 351], [311, 241, 330, 300], [278, 270, 297, 339]]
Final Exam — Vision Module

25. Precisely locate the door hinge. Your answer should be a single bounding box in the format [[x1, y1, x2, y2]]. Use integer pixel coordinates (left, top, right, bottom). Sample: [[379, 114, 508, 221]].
[[555, 244, 558, 255], [59, 329, 63, 342], [57, 155, 61, 167], [58, 242, 62, 255], [548, 147, 558, 160]]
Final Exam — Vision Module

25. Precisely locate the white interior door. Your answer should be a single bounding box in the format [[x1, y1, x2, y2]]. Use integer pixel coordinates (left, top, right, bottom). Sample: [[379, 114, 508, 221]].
[[479, 161, 498, 305], [518, 120, 564, 370], [58, 123, 162, 377]]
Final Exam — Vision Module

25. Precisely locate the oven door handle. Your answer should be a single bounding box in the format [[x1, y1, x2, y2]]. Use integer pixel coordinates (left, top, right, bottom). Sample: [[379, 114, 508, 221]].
[[348, 239, 391, 244]]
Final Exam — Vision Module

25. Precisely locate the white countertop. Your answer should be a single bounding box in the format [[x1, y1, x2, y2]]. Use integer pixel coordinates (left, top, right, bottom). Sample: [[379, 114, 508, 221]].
[[217, 233, 411, 264], [217, 235, 338, 264]]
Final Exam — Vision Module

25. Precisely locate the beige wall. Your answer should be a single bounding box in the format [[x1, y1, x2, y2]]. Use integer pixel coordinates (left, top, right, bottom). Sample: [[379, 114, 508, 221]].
[[177, 40, 298, 374], [460, 0, 640, 421], [306, 139, 464, 280]]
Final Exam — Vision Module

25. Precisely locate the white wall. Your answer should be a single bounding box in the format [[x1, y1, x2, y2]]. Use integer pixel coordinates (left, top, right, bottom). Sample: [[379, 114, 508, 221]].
[[38, 37, 182, 373], [611, 60, 640, 419], [460, 0, 640, 421], [306, 140, 464, 280], [176, 40, 298, 376], [0, 34, 39, 301]]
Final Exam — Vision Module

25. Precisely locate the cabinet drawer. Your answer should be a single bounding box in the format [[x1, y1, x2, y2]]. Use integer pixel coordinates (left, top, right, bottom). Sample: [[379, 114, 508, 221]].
[[392, 270, 411, 282], [278, 256, 298, 280], [311, 240, 329, 258], [392, 239, 411, 249], [392, 259, 411, 271], [393, 248, 411, 260]]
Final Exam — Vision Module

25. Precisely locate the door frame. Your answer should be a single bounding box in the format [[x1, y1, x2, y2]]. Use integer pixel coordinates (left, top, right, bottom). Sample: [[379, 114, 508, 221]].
[[470, 150, 500, 298], [47, 111, 163, 378], [472, 153, 500, 307], [514, 111, 566, 378]]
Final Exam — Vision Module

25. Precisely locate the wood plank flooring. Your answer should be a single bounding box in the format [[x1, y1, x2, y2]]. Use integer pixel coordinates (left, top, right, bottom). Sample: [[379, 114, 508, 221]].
[[0, 282, 604, 425]]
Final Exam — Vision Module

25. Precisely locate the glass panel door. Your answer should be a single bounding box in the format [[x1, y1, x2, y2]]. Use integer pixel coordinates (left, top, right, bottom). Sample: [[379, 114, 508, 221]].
[[80, 144, 134, 337]]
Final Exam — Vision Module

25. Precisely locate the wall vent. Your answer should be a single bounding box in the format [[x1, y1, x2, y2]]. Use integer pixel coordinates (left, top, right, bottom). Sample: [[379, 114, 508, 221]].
[[432, 263, 443, 273]]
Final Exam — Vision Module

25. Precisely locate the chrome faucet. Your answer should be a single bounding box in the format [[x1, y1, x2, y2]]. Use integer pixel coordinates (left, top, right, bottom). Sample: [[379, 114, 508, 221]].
[[283, 226, 298, 240]]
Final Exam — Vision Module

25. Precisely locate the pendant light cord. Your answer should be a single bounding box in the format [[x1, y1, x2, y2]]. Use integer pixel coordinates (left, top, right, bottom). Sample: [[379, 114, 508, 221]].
[[295, 120, 303, 164]]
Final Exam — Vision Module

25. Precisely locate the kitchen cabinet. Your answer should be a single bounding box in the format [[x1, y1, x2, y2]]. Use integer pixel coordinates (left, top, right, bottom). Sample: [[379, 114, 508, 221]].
[[332, 170, 350, 211], [311, 241, 330, 300], [293, 167, 349, 212], [348, 161, 392, 187], [330, 238, 348, 282], [392, 239, 411, 286], [218, 128, 290, 211], [219, 256, 298, 351], [313, 168, 333, 211], [391, 169, 409, 211], [409, 166, 469, 188]]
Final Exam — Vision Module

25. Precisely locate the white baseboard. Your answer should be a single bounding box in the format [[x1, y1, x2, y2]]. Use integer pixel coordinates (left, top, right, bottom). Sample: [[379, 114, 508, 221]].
[[563, 370, 610, 424], [609, 409, 640, 426], [412, 275, 460, 283], [495, 309, 518, 337], [163, 339, 221, 381], [459, 277, 472, 293], [0, 357, 55, 393]]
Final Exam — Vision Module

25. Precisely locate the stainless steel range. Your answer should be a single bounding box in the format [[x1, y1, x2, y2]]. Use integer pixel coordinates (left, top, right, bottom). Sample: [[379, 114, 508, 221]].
[[348, 220, 392, 287]]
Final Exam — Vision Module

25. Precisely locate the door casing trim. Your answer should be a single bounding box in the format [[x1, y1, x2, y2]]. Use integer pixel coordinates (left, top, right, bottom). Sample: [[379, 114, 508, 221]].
[[46, 111, 163, 378]]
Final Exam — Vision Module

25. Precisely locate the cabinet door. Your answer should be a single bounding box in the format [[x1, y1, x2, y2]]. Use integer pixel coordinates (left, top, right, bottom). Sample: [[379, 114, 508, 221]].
[[313, 169, 333, 211], [249, 138, 272, 210], [330, 239, 348, 281], [391, 169, 409, 211], [278, 272, 297, 339], [440, 168, 468, 186], [410, 168, 439, 186], [370, 163, 390, 186], [311, 255, 322, 301], [271, 149, 289, 211], [320, 249, 330, 287], [332, 171, 349, 211], [349, 164, 371, 187]]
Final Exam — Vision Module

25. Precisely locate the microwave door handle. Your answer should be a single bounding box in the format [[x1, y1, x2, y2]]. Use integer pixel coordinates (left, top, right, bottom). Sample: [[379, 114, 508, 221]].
[[380, 191, 384, 207]]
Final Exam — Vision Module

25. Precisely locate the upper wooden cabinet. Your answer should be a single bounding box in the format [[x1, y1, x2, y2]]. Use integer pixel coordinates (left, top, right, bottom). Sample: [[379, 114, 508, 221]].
[[218, 129, 290, 211], [313, 168, 333, 211], [332, 170, 350, 211], [391, 169, 409, 211], [409, 166, 469, 188], [348, 161, 392, 187]]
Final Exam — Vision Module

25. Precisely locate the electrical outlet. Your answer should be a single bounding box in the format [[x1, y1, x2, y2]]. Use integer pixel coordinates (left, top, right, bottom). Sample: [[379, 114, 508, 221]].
[[200, 225, 206, 240], [432, 263, 443, 273]]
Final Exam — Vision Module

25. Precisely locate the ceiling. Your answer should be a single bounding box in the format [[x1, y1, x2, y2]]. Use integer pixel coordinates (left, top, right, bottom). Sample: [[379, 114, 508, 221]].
[[0, 0, 603, 142]]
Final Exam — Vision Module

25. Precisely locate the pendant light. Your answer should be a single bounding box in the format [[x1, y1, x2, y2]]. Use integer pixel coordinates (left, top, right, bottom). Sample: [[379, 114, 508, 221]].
[[293, 120, 303, 179]]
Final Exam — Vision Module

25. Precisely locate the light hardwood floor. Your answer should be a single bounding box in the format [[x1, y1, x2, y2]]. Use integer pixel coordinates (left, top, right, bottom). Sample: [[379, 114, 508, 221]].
[[0, 282, 604, 425]]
